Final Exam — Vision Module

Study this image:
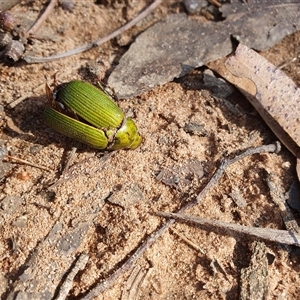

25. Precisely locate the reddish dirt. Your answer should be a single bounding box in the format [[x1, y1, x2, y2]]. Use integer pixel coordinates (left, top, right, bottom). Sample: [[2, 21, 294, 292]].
[[0, 1, 299, 299]]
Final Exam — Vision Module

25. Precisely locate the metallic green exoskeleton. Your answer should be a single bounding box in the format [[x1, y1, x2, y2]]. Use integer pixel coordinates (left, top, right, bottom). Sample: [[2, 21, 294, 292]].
[[43, 80, 142, 150]]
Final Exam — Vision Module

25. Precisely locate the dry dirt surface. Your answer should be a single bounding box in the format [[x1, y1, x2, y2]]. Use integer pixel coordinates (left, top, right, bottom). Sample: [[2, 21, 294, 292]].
[[0, 1, 300, 299]]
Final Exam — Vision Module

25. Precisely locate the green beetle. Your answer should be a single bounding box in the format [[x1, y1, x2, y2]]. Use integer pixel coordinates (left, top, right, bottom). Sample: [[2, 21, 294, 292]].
[[44, 80, 142, 150]]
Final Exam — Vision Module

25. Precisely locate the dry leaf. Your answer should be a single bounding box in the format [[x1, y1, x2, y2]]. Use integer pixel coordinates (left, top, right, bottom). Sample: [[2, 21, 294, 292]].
[[209, 44, 300, 158]]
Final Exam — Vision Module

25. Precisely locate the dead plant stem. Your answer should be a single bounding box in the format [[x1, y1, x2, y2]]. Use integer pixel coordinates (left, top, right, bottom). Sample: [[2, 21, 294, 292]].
[[27, 0, 58, 37]]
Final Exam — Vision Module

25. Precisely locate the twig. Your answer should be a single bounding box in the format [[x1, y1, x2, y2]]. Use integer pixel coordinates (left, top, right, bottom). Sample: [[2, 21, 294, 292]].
[[208, 0, 221, 7], [27, 0, 58, 37], [5, 155, 52, 172], [170, 227, 205, 254], [55, 253, 89, 300], [195, 142, 281, 204], [266, 173, 300, 233], [81, 142, 280, 298], [278, 57, 297, 70], [155, 211, 300, 247], [121, 265, 149, 300], [23, 0, 163, 63], [81, 220, 173, 300]]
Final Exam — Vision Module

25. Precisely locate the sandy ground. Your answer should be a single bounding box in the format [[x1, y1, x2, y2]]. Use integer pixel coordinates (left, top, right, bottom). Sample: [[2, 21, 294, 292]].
[[0, 1, 300, 299]]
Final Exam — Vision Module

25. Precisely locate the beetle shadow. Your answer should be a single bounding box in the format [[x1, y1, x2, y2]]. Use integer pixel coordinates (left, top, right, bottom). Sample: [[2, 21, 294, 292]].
[[4, 94, 96, 153]]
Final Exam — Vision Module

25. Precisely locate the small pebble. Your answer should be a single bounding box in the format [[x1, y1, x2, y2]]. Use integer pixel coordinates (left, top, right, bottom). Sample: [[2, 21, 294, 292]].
[[0, 11, 16, 31], [183, 0, 207, 14], [59, 0, 74, 12], [4, 40, 24, 62]]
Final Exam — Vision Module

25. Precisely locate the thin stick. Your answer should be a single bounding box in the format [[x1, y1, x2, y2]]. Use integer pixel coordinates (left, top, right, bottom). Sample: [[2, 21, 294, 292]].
[[63, 147, 77, 172], [266, 173, 300, 233], [27, 0, 58, 36], [121, 265, 149, 300], [80, 142, 280, 298], [81, 221, 173, 300], [195, 142, 281, 204], [155, 211, 300, 247], [23, 0, 163, 63], [208, 0, 221, 7], [55, 253, 89, 300], [170, 227, 205, 254], [6, 155, 52, 172]]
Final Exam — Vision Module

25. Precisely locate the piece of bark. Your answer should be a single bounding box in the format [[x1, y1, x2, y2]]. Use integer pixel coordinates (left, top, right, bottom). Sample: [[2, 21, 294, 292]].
[[208, 44, 300, 159], [55, 253, 89, 300], [240, 241, 269, 300], [108, 13, 232, 99], [266, 173, 300, 234]]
